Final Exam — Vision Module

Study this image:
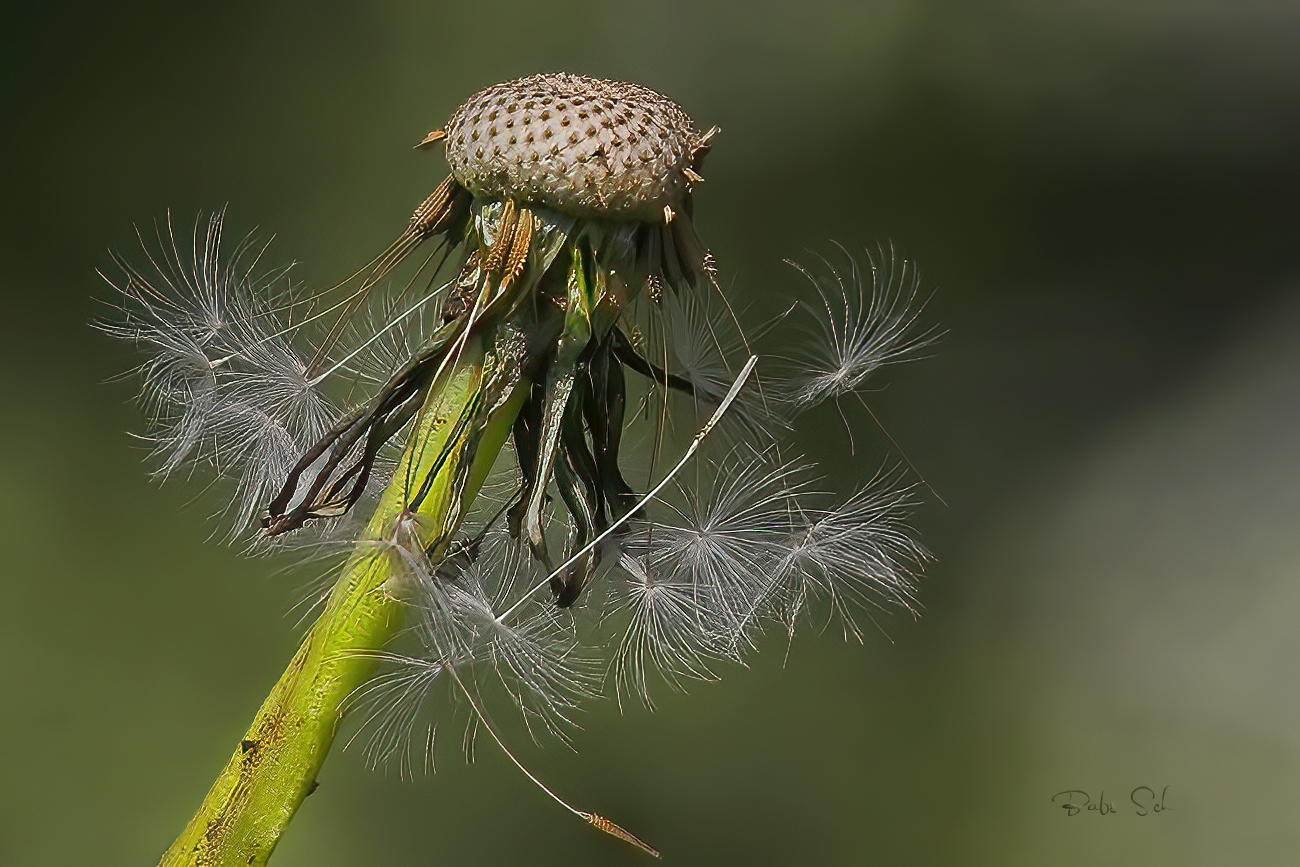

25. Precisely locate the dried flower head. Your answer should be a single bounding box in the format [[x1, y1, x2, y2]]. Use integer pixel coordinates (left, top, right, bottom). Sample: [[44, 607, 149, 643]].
[[103, 73, 939, 863], [442, 73, 713, 222]]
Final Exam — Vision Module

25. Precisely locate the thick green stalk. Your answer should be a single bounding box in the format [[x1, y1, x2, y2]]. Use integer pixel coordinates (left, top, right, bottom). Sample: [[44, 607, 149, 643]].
[[161, 338, 525, 867]]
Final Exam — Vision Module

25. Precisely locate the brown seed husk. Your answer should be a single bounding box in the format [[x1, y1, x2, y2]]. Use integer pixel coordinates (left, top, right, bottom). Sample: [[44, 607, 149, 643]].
[[444, 73, 708, 223]]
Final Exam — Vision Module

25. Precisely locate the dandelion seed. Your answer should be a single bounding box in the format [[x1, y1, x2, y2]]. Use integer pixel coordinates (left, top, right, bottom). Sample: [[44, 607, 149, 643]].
[[785, 244, 940, 410], [778, 472, 929, 641], [99, 211, 338, 535]]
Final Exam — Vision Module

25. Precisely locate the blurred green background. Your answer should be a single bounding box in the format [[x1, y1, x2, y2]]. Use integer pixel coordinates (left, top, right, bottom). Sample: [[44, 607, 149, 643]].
[[3, 1, 1299, 864]]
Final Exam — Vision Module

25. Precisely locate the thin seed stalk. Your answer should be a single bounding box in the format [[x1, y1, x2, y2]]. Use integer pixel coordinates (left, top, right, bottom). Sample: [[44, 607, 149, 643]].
[[161, 337, 526, 867]]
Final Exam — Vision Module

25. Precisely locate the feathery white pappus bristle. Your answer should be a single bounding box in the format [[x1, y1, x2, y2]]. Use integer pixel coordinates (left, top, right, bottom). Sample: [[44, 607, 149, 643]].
[[601, 449, 926, 704], [99, 212, 339, 535], [784, 244, 941, 409], [618, 277, 777, 453], [343, 651, 446, 778], [350, 518, 595, 755], [775, 471, 928, 640], [660, 286, 740, 407]]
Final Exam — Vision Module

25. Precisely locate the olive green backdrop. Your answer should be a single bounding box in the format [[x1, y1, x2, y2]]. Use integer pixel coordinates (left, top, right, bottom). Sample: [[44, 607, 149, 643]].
[[3, 1, 1299, 864]]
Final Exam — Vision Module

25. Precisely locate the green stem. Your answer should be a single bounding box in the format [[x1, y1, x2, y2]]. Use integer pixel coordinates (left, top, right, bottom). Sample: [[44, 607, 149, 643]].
[[161, 338, 526, 867]]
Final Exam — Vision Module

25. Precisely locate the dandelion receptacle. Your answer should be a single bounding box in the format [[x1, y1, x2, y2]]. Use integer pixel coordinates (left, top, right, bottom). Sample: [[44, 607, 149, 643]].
[[103, 73, 936, 866]]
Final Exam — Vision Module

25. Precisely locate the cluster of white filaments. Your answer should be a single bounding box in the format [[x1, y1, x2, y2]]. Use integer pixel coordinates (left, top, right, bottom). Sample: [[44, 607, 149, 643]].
[[103, 212, 933, 770], [101, 215, 339, 536], [785, 248, 940, 410]]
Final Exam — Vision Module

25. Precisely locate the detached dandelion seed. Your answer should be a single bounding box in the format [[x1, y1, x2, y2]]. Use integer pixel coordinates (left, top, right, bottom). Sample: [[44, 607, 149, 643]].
[[785, 245, 940, 410], [102, 73, 939, 866]]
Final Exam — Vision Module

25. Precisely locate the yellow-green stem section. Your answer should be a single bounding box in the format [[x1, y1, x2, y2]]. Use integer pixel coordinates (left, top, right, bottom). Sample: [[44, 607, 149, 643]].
[[161, 338, 525, 867]]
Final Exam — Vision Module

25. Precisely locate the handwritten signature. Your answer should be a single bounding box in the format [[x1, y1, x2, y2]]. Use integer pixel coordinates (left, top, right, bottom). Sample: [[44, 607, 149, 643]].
[[1051, 786, 1170, 816]]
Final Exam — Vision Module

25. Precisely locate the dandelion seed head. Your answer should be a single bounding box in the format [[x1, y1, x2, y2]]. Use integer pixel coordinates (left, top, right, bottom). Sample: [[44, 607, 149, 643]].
[[444, 73, 712, 222], [106, 75, 940, 786]]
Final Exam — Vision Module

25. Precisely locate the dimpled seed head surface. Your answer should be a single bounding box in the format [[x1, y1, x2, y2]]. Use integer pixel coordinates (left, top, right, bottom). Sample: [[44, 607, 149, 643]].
[[444, 73, 705, 223]]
